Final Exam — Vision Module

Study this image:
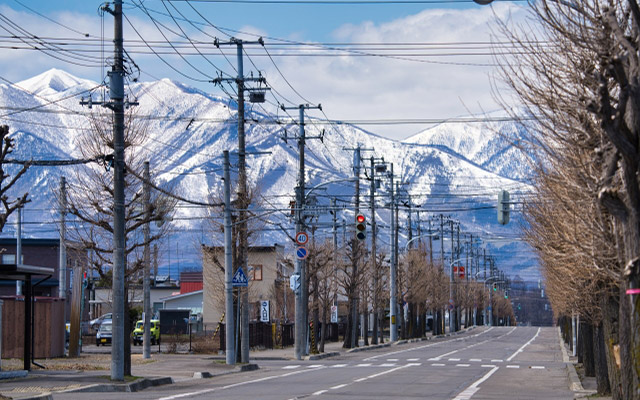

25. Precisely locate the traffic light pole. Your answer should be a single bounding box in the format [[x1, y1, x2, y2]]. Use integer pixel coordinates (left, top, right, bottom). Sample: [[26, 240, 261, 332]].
[[223, 150, 235, 364], [282, 104, 321, 360], [390, 163, 397, 342]]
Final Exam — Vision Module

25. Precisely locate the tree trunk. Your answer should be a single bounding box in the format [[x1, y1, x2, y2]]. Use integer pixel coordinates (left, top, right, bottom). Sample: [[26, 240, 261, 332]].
[[581, 321, 595, 377], [602, 292, 623, 400], [319, 306, 327, 353], [594, 321, 611, 396], [124, 290, 131, 377], [342, 307, 352, 349], [618, 284, 634, 400]]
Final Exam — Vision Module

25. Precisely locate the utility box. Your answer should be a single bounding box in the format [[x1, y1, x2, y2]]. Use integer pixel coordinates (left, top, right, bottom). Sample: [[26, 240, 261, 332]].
[[159, 309, 190, 335]]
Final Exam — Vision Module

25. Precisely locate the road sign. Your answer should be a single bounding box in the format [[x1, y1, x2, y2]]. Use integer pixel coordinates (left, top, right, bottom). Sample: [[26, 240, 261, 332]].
[[330, 305, 338, 323], [448, 298, 455, 310], [295, 231, 309, 245], [260, 301, 270, 322], [296, 246, 309, 260], [290, 274, 300, 291], [232, 267, 249, 287]]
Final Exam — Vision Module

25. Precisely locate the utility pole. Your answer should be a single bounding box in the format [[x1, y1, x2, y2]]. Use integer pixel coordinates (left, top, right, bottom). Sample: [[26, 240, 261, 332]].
[[213, 37, 265, 363], [351, 146, 360, 349], [449, 220, 455, 333], [16, 207, 22, 296], [282, 104, 321, 359], [83, 0, 131, 380], [59, 177, 66, 300], [223, 150, 235, 365], [142, 162, 151, 360], [369, 157, 378, 345], [389, 163, 397, 342]]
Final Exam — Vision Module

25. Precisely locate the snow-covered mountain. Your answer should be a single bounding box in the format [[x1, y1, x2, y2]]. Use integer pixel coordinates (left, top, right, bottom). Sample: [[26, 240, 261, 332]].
[[0, 69, 538, 281]]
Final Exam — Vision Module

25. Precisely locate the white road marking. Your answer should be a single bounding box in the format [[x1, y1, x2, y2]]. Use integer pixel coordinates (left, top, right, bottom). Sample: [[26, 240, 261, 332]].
[[448, 358, 461, 361], [312, 390, 328, 395], [407, 363, 422, 366], [507, 327, 541, 362], [428, 357, 441, 361], [356, 363, 372, 367], [407, 358, 420, 361], [506, 365, 520, 369], [331, 364, 347, 368], [452, 366, 499, 400], [308, 365, 322, 368], [387, 358, 399, 361], [531, 366, 545, 369], [353, 364, 414, 383], [469, 359, 482, 362], [379, 363, 397, 367], [331, 384, 348, 389], [456, 364, 471, 367], [491, 359, 503, 363], [157, 366, 326, 400], [481, 364, 496, 368], [283, 365, 300, 369], [431, 363, 446, 366], [363, 328, 492, 361]]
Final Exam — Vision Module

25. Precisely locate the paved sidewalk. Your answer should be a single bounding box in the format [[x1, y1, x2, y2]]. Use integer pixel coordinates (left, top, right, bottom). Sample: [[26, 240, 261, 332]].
[[0, 340, 350, 400]]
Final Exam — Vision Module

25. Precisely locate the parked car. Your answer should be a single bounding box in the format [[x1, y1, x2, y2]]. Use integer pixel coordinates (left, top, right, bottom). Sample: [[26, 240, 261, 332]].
[[132, 320, 160, 345], [96, 321, 112, 346], [90, 313, 112, 331]]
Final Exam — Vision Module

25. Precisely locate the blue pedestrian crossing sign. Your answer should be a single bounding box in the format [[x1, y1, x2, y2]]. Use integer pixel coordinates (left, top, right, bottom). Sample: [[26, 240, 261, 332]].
[[232, 267, 249, 287]]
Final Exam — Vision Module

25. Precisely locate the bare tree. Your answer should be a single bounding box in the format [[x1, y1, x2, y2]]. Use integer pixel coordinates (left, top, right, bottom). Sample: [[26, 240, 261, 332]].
[[0, 125, 29, 231], [493, 0, 640, 396]]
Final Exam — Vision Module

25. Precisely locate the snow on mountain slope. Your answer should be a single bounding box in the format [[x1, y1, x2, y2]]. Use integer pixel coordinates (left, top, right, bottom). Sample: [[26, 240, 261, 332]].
[[0, 69, 538, 281]]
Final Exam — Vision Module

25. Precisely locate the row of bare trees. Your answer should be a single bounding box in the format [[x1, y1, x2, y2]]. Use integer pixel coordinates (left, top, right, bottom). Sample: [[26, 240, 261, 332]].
[[494, 0, 640, 397]]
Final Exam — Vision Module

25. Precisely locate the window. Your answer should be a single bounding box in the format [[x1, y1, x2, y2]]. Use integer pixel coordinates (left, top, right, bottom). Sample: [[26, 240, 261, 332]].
[[2, 254, 15, 264], [249, 265, 263, 281]]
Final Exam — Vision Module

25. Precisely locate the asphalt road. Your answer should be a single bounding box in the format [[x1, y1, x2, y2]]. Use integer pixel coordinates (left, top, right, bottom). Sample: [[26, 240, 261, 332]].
[[57, 326, 573, 400]]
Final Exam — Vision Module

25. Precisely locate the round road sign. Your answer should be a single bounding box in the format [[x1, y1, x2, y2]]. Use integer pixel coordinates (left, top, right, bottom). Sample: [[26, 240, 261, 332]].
[[295, 231, 309, 245], [296, 246, 309, 260]]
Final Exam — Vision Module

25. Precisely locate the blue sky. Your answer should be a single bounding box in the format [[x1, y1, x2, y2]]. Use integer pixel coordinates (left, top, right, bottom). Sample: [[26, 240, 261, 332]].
[[0, 0, 529, 140]]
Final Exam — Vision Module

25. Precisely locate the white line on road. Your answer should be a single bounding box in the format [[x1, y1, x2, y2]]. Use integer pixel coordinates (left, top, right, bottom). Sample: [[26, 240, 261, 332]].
[[387, 358, 399, 361], [490, 359, 503, 363], [157, 366, 326, 400], [456, 364, 471, 367], [353, 364, 414, 383], [308, 365, 323, 368], [312, 390, 328, 395], [431, 363, 446, 366], [283, 365, 300, 369], [506, 327, 541, 362], [330, 384, 348, 390], [506, 365, 520, 369], [379, 363, 397, 367], [407, 358, 420, 361], [331, 364, 347, 368], [448, 358, 461, 361], [531, 366, 545, 369], [469, 359, 482, 362], [356, 363, 372, 367], [452, 366, 499, 400], [481, 364, 496, 368]]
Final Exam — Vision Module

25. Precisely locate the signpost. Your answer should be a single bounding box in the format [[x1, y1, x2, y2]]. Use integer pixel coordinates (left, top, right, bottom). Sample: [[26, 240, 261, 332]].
[[296, 246, 309, 260], [260, 301, 270, 323], [232, 267, 249, 287], [295, 232, 309, 246], [330, 305, 338, 323], [290, 274, 301, 292]]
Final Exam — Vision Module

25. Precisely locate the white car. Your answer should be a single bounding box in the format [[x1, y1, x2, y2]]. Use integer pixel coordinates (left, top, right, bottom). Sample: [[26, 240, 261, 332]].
[[90, 313, 112, 330]]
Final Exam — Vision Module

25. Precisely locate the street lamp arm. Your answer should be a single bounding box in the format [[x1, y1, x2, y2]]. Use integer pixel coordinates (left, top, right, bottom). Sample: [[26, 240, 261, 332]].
[[305, 178, 357, 199]]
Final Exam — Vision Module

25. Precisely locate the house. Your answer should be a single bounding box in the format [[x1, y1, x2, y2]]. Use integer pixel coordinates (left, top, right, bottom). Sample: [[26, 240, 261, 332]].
[[202, 244, 293, 329], [0, 238, 87, 320]]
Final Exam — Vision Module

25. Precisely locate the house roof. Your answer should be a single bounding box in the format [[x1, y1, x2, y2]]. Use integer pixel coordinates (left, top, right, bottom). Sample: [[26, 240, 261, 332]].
[[160, 289, 203, 302]]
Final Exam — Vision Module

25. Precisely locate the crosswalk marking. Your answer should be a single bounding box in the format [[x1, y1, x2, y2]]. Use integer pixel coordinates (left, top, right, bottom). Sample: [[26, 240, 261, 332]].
[[282, 365, 300, 369]]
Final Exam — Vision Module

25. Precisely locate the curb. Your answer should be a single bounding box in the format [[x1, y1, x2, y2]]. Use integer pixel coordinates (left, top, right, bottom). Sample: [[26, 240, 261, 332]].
[[306, 352, 340, 360], [557, 326, 585, 393], [346, 343, 391, 353], [0, 370, 29, 380], [58, 376, 174, 393]]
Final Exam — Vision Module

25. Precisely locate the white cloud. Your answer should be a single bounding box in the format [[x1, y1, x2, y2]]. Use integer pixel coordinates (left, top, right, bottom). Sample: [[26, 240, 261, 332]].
[[0, 3, 531, 140]]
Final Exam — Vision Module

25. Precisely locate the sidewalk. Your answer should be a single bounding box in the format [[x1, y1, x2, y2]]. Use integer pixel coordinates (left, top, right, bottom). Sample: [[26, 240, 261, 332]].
[[0, 340, 347, 400]]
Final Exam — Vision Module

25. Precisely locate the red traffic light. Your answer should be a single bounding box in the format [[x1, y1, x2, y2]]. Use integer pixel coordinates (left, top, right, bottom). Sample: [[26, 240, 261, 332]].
[[355, 213, 366, 241]]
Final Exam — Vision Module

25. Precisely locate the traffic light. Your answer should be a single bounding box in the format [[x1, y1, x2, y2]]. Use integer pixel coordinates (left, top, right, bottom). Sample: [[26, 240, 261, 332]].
[[504, 290, 508, 299], [492, 282, 497, 291], [497, 190, 510, 225], [355, 213, 366, 241]]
